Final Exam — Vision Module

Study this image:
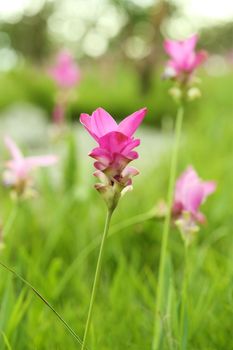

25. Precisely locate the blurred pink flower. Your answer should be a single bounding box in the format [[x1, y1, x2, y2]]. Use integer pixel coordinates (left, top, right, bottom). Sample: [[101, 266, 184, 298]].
[[48, 50, 81, 89], [80, 107, 147, 207], [173, 166, 216, 224], [164, 34, 207, 78], [3, 136, 58, 194]]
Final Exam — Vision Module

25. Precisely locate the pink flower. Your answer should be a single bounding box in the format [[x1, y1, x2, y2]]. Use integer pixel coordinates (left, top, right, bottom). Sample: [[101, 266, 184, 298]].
[[173, 166, 216, 224], [3, 136, 58, 195], [80, 107, 147, 209], [164, 34, 207, 78], [48, 50, 81, 89]]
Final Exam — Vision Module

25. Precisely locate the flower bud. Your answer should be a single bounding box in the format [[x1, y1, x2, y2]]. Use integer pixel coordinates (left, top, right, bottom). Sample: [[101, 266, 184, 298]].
[[187, 87, 201, 101], [168, 87, 183, 102], [175, 211, 200, 246]]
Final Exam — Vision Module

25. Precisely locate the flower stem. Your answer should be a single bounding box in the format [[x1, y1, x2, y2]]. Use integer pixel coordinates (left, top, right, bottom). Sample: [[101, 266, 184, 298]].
[[54, 209, 155, 299], [180, 244, 189, 350], [152, 105, 184, 350], [0, 261, 83, 346], [81, 208, 113, 350]]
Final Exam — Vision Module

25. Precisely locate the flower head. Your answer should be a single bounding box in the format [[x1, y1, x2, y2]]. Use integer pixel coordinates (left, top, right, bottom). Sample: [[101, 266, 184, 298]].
[[164, 34, 207, 80], [173, 166, 216, 245], [48, 50, 81, 89], [3, 136, 58, 197], [80, 107, 147, 210]]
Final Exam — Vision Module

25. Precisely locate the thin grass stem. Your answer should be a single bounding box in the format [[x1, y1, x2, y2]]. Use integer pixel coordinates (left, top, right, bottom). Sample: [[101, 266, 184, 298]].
[[0, 261, 84, 348], [179, 244, 189, 350], [152, 105, 184, 350], [81, 208, 113, 350]]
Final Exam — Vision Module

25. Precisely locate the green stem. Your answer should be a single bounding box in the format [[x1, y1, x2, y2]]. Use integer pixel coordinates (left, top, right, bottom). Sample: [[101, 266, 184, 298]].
[[81, 209, 113, 350], [0, 261, 83, 347], [54, 209, 155, 299], [180, 244, 189, 350], [152, 105, 184, 350]]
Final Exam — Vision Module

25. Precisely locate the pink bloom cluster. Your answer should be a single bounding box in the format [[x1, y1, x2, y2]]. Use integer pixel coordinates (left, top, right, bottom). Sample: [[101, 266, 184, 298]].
[[3, 136, 58, 197], [80, 107, 147, 208], [173, 166, 216, 243], [48, 51, 81, 89], [164, 34, 207, 79]]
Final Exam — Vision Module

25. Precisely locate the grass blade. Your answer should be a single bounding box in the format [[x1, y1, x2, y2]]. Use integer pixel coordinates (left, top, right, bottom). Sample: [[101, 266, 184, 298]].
[[0, 261, 86, 348]]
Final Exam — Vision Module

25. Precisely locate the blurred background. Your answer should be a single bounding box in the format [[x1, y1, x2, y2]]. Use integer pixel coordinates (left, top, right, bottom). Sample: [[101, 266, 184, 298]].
[[0, 0, 232, 128], [0, 2, 232, 349]]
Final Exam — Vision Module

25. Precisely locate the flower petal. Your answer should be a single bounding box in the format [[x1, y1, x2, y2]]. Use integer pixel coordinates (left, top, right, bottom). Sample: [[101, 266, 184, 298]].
[[98, 131, 129, 154], [80, 113, 99, 141], [91, 108, 118, 138], [89, 147, 111, 166], [193, 50, 208, 69], [184, 183, 204, 213], [4, 136, 23, 161], [164, 39, 181, 60], [25, 155, 58, 170], [118, 108, 147, 137], [203, 181, 216, 196], [121, 166, 139, 178], [183, 34, 198, 52]]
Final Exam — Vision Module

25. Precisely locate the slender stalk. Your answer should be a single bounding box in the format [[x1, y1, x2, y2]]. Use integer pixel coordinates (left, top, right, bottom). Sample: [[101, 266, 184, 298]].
[[0, 261, 83, 347], [55, 209, 155, 299], [152, 105, 184, 350], [179, 244, 189, 350], [81, 209, 113, 350]]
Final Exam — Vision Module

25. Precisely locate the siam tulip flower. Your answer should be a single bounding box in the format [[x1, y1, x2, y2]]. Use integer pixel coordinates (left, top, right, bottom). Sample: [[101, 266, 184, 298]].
[[3, 136, 58, 198], [80, 107, 146, 350], [48, 50, 81, 127], [164, 34, 207, 80], [80, 107, 147, 210], [173, 166, 216, 245], [48, 50, 81, 89]]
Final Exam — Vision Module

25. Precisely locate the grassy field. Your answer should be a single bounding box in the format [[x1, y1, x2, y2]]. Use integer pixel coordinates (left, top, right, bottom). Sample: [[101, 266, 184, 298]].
[[0, 71, 232, 350]]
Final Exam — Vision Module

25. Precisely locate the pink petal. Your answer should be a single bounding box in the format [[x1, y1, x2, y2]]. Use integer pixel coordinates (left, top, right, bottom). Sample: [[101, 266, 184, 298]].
[[109, 153, 131, 173], [164, 40, 181, 61], [121, 166, 139, 178], [25, 155, 58, 169], [122, 138, 140, 155], [91, 108, 118, 139], [4, 136, 23, 161], [203, 181, 216, 196], [194, 211, 206, 224], [80, 113, 99, 141], [175, 166, 198, 202], [118, 108, 147, 137], [98, 131, 129, 154], [127, 151, 139, 160], [94, 161, 107, 171], [89, 147, 111, 166], [184, 183, 204, 213], [93, 170, 109, 184], [193, 50, 208, 69], [183, 34, 198, 52]]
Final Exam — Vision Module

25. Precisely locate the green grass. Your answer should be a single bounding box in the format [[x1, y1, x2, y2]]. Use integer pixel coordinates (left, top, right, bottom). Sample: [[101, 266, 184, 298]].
[[0, 70, 232, 349]]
